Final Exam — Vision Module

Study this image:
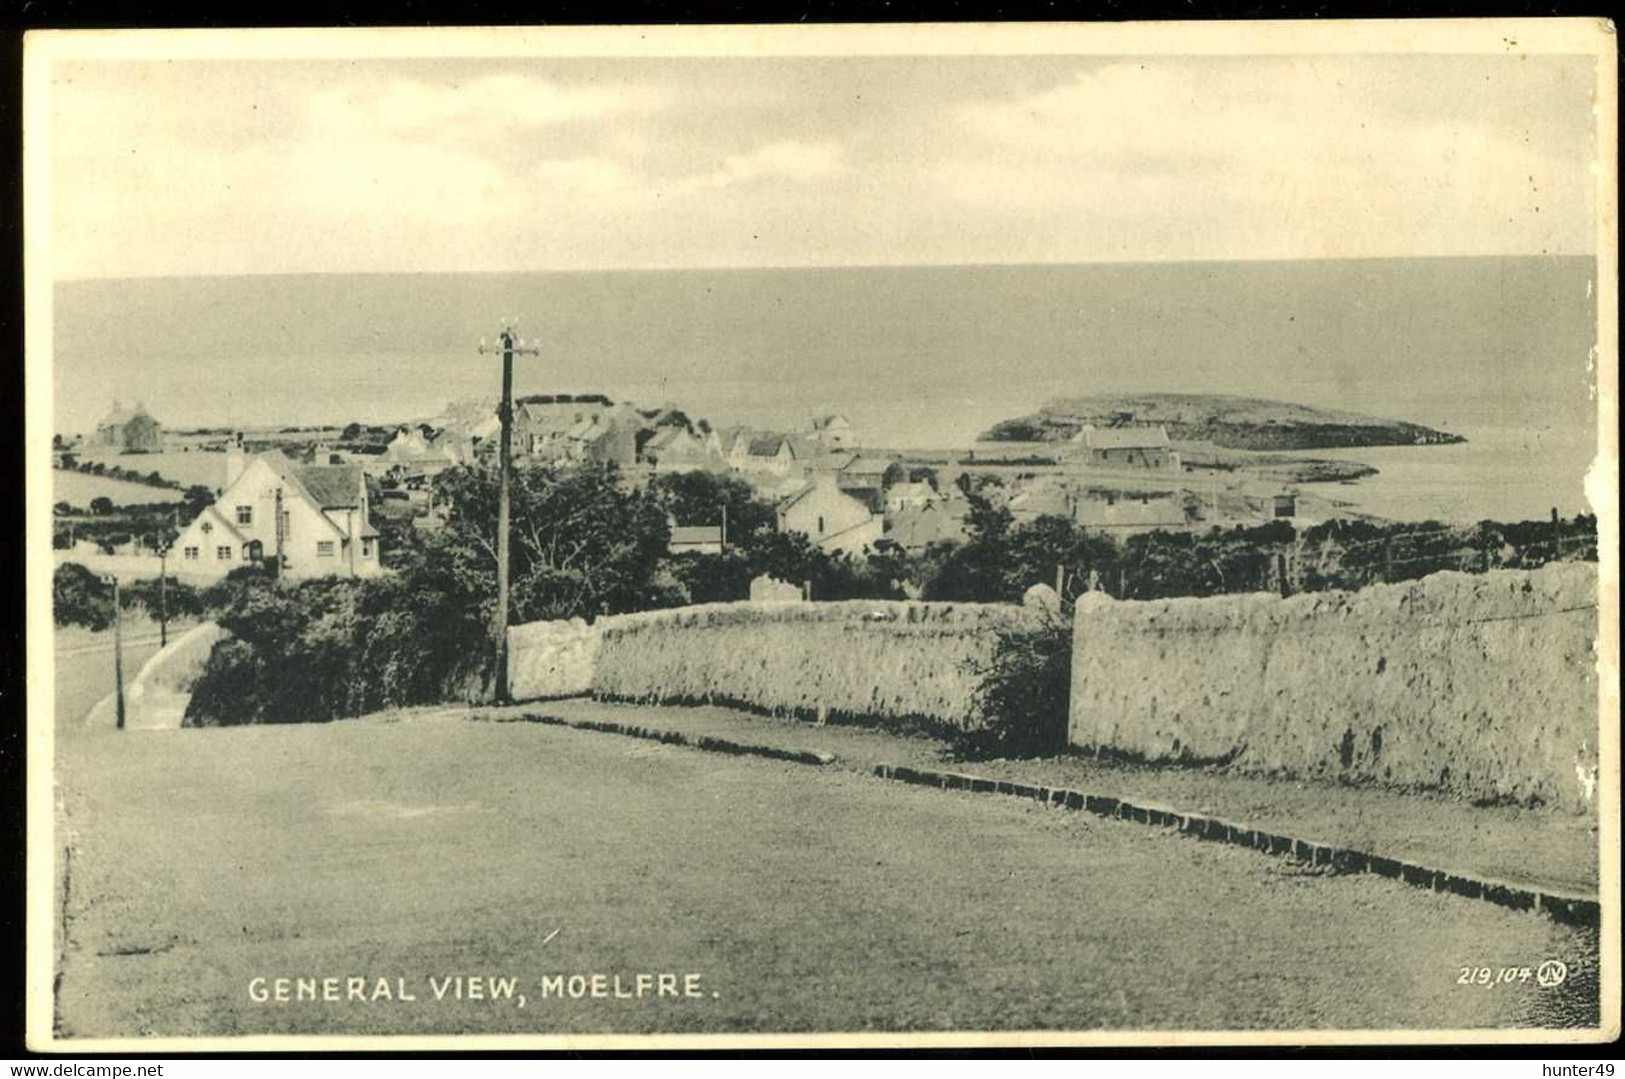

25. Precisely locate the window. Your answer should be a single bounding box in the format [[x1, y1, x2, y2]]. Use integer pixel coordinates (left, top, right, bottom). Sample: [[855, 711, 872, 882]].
[[236, 505, 253, 525], [362, 539, 374, 558], [216, 546, 232, 560], [184, 546, 199, 560], [316, 541, 335, 558], [817, 515, 825, 534]]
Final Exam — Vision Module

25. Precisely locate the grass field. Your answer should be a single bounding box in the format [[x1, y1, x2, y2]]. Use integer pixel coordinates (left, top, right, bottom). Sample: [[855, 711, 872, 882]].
[[53, 469, 185, 506], [52, 718, 1600, 1041]]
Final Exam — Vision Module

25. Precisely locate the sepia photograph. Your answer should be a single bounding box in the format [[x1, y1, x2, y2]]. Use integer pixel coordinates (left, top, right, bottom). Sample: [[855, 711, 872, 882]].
[[22, 20, 1619, 1051]]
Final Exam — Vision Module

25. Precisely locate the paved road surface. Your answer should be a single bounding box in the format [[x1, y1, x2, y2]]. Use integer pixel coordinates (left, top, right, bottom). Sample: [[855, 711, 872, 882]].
[[54, 718, 1599, 1039], [54, 636, 165, 732]]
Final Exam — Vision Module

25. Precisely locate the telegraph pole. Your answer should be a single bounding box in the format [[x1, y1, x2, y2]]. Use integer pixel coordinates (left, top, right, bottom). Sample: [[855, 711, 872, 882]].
[[478, 324, 541, 703], [157, 544, 169, 647], [107, 575, 126, 731]]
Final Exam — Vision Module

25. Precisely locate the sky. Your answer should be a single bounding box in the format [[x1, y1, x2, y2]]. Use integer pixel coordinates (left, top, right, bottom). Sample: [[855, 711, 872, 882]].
[[45, 51, 1602, 279]]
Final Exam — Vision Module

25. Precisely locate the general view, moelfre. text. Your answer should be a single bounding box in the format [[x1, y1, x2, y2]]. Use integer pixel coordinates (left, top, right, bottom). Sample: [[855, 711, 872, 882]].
[[24, 21, 1619, 1050]]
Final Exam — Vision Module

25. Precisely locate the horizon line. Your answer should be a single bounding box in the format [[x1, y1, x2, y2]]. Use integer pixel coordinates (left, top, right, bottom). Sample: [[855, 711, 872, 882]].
[[52, 251, 1598, 285]]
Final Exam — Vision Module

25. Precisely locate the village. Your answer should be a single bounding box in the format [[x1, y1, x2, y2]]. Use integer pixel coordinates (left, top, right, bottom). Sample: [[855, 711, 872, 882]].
[[53, 394, 1317, 584]]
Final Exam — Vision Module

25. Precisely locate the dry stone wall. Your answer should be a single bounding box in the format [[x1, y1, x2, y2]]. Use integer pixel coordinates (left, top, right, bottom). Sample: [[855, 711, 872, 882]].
[[506, 618, 602, 701], [575, 600, 1037, 730], [1069, 565, 1601, 811]]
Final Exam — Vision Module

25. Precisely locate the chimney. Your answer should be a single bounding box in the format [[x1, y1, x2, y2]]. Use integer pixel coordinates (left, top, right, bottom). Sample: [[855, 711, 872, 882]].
[[225, 435, 246, 490]]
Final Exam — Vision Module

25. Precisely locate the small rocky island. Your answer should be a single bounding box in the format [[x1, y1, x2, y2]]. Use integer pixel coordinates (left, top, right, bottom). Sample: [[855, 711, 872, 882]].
[[981, 393, 1465, 452]]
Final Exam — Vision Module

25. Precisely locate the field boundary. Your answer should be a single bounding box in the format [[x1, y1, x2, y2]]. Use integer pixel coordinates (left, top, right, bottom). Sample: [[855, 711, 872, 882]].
[[870, 763, 1600, 929]]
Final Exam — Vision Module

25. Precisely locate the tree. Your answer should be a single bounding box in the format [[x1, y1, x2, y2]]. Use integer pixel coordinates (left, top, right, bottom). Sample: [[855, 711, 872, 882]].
[[649, 471, 777, 548], [425, 462, 673, 624], [53, 563, 114, 630], [88, 496, 114, 516]]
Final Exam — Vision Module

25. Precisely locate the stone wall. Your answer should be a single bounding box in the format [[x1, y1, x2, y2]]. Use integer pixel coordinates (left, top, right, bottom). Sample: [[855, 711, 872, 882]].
[[1069, 565, 1601, 811], [508, 600, 1036, 731], [506, 618, 602, 701]]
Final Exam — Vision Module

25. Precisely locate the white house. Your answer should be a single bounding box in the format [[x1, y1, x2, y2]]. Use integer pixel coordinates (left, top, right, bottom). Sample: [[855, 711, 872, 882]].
[[885, 481, 939, 514], [737, 435, 799, 478], [809, 413, 855, 450], [642, 427, 713, 473], [1071, 424, 1181, 472], [170, 446, 383, 580], [777, 476, 882, 556]]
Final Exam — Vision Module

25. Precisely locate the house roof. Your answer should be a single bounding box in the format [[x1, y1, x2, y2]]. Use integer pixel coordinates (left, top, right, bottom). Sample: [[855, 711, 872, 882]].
[[97, 401, 157, 429], [888, 504, 970, 548], [295, 465, 365, 509], [1076, 425, 1172, 450], [812, 414, 850, 429], [671, 525, 724, 545], [840, 456, 893, 478], [748, 436, 791, 458], [644, 427, 683, 452]]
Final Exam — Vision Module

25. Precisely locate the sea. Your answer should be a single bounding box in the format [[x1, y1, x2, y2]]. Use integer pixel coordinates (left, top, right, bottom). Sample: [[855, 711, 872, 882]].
[[52, 257, 1603, 524]]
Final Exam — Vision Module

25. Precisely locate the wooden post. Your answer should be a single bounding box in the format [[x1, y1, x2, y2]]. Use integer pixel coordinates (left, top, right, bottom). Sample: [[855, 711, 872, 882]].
[[1383, 537, 1393, 582], [1552, 507, 1563, 562], [721, 502, 729, 554], [1277, 551, 1291, 597], [158, 548, 168, 648], [479, 327, 539, 705], [804, 579, 813, 602], [110, 577, 126, 731], [1055, 562, 1064, 599]]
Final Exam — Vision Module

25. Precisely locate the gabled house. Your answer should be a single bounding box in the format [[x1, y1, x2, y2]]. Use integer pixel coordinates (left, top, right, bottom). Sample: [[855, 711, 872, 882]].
[[641, 426, 713, 473], [885, 481, 939, 514], [1071, 424, 1180, 471], [93, 400, 163, 453], [886, 498, 972, 552], [777, 476, 882, 556], [169, 447, 382, 579], [809, 413, 855, 450], [739, 435, 798, 478]]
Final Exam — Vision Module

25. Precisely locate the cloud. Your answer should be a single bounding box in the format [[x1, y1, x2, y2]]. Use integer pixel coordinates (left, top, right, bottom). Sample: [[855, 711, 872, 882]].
[[675, 139, 846, 192], [374, 74, 664, 131], [941, 61, 1594, 259]]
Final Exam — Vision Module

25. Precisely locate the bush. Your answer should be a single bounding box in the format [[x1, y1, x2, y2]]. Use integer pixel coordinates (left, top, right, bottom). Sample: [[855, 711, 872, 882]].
[[53, 563, 114, 630], [952, 611, 1072, 760]]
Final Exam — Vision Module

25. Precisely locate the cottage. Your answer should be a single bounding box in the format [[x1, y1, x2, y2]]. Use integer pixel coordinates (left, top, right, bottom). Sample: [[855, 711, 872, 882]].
[[513, 396, 639, 469], [809, 413, 855, 450], [886, 499, 971, 552], [1073, 495, 1191, 535], [778, 476, 882, 556], [1071, 425, 1180, 472], [738, 435, 798, 478], [169, 445, 383, 579], [885, 481, 939, 514], [92, 400, 163, 453], [642, 427, 713, 473]]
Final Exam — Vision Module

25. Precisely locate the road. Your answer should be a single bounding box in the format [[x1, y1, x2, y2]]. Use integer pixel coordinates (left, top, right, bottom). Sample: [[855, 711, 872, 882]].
[[53, 633, 167, 731], [54, 717, 1599, 1040]]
